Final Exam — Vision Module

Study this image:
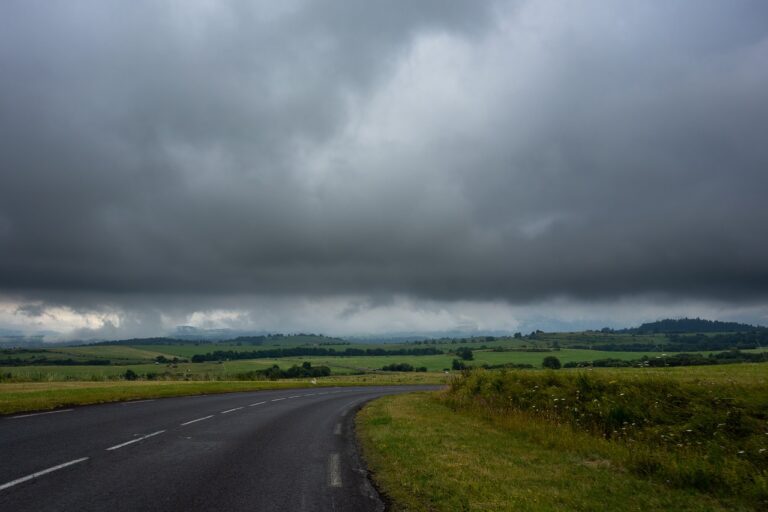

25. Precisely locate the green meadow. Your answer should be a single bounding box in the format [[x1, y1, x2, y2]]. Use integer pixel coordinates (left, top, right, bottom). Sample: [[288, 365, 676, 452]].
[[2, 329, 765, 383], [358, 364, 768, 511], [1, 348, 727, 381], [0, 372, 449, 415]]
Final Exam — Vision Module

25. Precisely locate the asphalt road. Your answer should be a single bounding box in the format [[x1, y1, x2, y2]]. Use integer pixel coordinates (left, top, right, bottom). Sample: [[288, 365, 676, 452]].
[[0, 385, 436, 511]]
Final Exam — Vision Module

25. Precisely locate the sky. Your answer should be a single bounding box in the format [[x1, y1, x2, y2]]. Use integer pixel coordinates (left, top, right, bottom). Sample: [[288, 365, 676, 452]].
[[1, 0, 768, 340]]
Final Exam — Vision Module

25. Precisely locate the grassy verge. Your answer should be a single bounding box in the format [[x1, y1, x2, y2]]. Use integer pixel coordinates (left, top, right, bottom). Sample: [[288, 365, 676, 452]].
[[445, 369, 767, 505], [0, 372, 447, 415], [358, 392, 733, 511]]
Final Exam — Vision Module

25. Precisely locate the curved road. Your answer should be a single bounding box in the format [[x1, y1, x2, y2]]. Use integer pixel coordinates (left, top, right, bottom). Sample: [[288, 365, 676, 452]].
[[0, 385, 436, 511]]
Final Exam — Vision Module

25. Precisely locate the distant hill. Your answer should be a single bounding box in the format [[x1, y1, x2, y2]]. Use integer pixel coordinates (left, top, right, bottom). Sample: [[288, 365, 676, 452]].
[[626, 318, 765, 334], [170, 326, 270, 341], [91, 337, 198, 346], [0, 334, 48, 349], [87, 333, 345, 347]]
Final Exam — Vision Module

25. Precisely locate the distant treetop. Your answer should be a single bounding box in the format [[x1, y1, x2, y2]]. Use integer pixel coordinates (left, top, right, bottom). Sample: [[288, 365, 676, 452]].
[[625, 318, 764, 334]]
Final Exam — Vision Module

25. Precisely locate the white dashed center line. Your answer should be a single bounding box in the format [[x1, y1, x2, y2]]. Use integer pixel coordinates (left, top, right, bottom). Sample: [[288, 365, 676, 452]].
[[105, 430, 166, 451], [8, 409, 73, 419], [1, 388, 374, 495], [328, 453, 342, 487], [122, 399, 155, 405], [0, 458, 89, 492], [180, 415, 214, 426]]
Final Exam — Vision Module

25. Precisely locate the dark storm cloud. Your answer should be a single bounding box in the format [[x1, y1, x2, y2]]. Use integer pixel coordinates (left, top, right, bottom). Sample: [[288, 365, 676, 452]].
[[1, 0, 768, 308]]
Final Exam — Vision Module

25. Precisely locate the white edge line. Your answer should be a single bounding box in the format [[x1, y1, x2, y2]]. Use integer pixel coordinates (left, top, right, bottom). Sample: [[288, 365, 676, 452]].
[[180, 415, 214, 426], [288, 395, 300, 399], [249, 401, 266, 407], [334, 423, 342, 435], [328, 453, 342, 487], [221, 407, 243, 414], [123, 399, 155, 405], [105, 430, 165, 451], [271, 398, 285, 402], [9, 409, 74, 419], [0, 457, 89, 492]]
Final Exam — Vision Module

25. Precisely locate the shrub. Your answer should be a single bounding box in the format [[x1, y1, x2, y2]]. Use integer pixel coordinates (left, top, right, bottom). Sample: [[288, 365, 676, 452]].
[[381, 363, 415, 372], [452, 359, 467, 370], [542, 356, 561, 369], [455, 347, 474, 361]]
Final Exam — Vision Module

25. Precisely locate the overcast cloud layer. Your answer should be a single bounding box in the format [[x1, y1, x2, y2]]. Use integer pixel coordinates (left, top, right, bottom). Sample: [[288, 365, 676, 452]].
[[2, 1, 768, 338]]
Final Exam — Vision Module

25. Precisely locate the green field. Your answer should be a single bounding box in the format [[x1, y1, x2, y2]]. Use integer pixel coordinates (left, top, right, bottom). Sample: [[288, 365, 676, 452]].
[[132, 343, 257, 358], [3, 344, 765, 383], [0, 372, 448, 415], [193, 347, 765, 374], [2, 328, 765, 384], [358, 364, 768, 511], [0, 359, 291, 381], [56, 345, 179, 362]]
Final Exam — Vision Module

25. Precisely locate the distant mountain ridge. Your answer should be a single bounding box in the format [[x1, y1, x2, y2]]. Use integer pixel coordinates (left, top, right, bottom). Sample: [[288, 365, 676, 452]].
[[90, 333, 344, 347], [625, 318, 765, 334]]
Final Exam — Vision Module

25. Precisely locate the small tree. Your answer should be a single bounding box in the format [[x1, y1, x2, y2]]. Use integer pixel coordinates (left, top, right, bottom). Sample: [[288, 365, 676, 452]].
[[456, 347, 474, 361], [123, 369, 138, 380], [452, 359, 467, 371], [542, 356, 562, 370]]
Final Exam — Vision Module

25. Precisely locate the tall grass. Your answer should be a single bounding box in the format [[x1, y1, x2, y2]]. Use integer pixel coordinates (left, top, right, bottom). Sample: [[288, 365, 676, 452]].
[[445, 369, 768, 508]]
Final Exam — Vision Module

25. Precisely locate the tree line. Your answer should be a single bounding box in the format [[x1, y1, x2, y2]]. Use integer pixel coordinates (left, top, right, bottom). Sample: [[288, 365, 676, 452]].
[[0, 357, 111, 366], [563, 350, 766, 368], [235, 362, 331, 380], [571, 331, 768, 352], [620, 317, 764, 334], [190, 346, 443, 362]]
